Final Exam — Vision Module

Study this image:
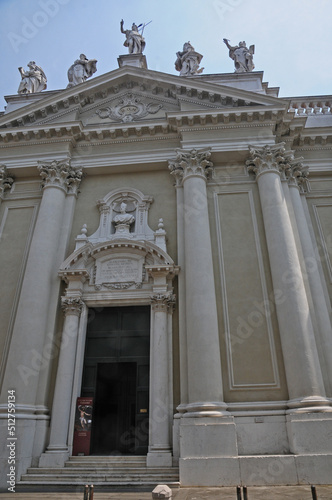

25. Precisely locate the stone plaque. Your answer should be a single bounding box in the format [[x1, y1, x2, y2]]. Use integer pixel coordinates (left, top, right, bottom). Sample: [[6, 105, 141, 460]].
[[95, 256, 143, 286]]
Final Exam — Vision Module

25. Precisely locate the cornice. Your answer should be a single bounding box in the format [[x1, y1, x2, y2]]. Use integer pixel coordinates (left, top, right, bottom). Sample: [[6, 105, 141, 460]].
[[167, 106, 285, 128], [0, 66, 289, 129]]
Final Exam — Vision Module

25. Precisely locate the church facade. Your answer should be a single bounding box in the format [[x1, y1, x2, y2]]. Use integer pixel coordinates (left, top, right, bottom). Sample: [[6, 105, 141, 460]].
[[0, 48, 332, 490]]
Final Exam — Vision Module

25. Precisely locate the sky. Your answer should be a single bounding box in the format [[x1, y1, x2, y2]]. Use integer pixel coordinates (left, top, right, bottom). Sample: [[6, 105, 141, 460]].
[[0, 0, 331, 110]]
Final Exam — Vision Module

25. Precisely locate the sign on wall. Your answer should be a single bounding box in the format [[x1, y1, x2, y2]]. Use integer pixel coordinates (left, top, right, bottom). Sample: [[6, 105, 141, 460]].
[[73, 397, 93, 456]]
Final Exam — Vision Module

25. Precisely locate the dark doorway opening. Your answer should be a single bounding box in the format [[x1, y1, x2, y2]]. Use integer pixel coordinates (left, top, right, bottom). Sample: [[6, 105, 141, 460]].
[[81, 306, 150, 455]]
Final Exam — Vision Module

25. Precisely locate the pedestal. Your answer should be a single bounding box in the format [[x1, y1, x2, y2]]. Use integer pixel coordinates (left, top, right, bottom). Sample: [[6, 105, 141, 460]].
[[118, 54, 147, 69], [179, 417, 239, 486]]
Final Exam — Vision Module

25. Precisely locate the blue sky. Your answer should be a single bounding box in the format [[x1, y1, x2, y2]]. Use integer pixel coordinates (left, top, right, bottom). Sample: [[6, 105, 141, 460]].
[[0, 0, 331, 110]]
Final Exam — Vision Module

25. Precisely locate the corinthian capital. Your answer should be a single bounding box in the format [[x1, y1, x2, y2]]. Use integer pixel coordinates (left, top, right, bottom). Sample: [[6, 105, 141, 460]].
[[0, 165, 14, 197], [246, 143, 286, 178], [283, 154, 308, 191], [61, 296, 84, 316], [168, 148, 213, 184], [151, 293, 176, 313], [37, 159, 83, 194]]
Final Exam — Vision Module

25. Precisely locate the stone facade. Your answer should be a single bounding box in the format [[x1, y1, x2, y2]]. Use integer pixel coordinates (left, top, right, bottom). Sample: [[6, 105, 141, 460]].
[[0, 56, 332, 490]]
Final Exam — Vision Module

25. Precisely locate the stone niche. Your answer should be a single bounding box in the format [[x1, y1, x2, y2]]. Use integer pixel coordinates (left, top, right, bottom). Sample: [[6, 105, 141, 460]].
[[75, 187, 167, 252]]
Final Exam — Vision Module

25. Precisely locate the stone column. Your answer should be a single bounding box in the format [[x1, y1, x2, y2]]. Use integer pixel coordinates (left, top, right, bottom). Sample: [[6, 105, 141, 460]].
[[246, 144, 330, 412], [287, 160, 332, 396], [0, 159, 83, 482], [147, 293, 175, 467], [0, 160, 83, 405], [169, 149, 238, 486], [35, 165, 83, 409], [169, 149, 226, 415], [39, 296, 84, 467]]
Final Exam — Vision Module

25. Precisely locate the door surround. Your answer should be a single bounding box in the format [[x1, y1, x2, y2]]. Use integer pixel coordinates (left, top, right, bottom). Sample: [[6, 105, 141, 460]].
[[58, 238, 178, 467]]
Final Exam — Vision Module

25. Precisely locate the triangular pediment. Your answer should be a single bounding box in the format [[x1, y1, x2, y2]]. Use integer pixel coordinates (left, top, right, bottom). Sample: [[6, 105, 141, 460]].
[[0, 66, 291, 147]]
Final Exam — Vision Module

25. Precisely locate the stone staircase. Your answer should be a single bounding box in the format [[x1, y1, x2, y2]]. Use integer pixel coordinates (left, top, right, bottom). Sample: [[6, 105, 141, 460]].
[[18, 456, 180, 491]]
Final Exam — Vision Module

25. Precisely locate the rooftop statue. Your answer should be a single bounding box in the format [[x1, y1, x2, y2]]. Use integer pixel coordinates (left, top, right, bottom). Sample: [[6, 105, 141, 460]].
[[17, 61, 47, 94], [223, 39, 255, 73], [67, 54, 97, 88], [120, 19, 146, 54], [175, 42, 204, 76]]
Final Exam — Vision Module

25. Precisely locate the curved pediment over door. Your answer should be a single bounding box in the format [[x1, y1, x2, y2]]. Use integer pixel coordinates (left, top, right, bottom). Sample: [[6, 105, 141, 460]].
[[59, 239, 179, 300]]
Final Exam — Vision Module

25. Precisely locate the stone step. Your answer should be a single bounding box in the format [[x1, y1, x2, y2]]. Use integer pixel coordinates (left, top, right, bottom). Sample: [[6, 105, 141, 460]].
[[18, 455, 179, 489], [68, 455, 146, 462], [17, 481, 180, 491], [65, 461, 148, 468], [26, 467, 179, 474], [21, 472, 179, 480]]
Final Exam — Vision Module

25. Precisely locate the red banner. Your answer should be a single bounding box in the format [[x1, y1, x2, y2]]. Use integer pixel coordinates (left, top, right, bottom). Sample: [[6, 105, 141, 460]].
[[73, 397, 93, 456]]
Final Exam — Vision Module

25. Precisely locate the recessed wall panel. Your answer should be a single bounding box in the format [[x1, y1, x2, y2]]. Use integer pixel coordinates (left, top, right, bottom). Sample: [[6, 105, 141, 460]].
[[215, 190, 279, 389]]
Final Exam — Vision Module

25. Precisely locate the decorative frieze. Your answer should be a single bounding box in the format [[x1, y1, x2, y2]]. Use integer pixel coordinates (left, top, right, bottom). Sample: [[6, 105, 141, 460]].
[[37, 159, 83, 194], [0, 165, 14, 197], [168, 148, 213, 184], [61, 296, 84, 316]]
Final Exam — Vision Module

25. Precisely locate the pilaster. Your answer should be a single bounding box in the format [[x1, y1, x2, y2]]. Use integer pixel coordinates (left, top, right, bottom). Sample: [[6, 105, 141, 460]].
[[247, 143, 331, 414], [286, 159, 332, 397]]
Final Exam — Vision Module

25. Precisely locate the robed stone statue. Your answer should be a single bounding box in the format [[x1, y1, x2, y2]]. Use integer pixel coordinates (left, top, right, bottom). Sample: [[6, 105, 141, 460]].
[[223, 39, 255, 73]]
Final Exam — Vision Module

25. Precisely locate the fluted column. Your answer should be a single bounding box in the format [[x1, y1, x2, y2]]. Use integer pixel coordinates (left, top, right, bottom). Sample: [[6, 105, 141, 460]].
[[147, 293, 175, 467], [0, 159, 83, 407], [247, 144, 330, 412], [169, 149, 226, 416], [39, 296, 84, 467], [287, 160, 332, 396]]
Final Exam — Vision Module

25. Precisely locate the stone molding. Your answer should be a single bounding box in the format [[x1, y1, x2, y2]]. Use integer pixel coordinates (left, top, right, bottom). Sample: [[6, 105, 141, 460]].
[[37, 159, 83, 195], [168, 148, 213, 185], [61, 296, 84, 316], [0, 165, 14, 197], [150, 293, 176, 313]]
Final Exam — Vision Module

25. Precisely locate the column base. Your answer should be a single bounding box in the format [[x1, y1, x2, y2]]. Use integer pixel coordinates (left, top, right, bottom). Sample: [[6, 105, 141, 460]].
[[39, 447, 69, 468], [287, 396, 332, 413], [182, 401, 229, 417], [287, 412, 332, 454]]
